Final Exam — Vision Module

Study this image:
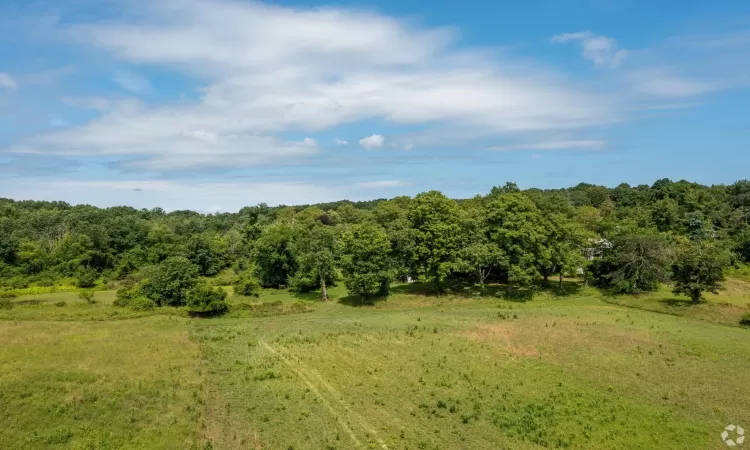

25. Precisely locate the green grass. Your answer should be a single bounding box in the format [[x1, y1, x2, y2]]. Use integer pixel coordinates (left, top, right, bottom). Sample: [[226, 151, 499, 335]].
[[602, 278, 750, 327], [1, 281, 749, 449]]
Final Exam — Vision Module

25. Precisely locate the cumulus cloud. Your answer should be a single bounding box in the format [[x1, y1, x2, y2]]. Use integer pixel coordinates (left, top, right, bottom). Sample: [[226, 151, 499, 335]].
[[553, 31, 628, 68], [0, 0, 619, 172], [0, 73, 18, 89], [359, 134, 385, 149], [333, 138, 349, 145]]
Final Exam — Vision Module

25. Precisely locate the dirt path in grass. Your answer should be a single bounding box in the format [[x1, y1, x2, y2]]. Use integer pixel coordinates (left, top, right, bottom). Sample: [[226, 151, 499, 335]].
[[261, 340, 389, 450]]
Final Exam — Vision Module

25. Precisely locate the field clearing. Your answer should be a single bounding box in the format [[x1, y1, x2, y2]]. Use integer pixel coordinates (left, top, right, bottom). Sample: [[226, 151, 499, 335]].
[[1, 283, 749, 449], [0, 317, 208, 449]]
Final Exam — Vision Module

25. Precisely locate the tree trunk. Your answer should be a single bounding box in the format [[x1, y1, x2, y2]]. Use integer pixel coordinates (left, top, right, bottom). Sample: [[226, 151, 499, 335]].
[[543, 272, 549, 286], [559, 272, 564, 290], [321, 276, 328, 302], [691, 290, 701, 304]]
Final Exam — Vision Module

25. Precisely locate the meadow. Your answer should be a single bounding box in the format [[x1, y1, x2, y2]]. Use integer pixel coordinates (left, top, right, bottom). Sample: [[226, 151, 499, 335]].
[[1, 282, 749, 449]]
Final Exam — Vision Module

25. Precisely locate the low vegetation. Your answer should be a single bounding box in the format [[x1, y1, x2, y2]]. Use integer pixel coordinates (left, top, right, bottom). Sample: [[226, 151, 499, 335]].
[[2, 179, 750, 448]]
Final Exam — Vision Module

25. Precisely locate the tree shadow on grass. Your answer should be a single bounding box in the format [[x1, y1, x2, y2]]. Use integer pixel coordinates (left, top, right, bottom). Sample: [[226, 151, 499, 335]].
[[337, 293, 390, 307], [658, 297, 698, 308], [389, 280, 586, 301]]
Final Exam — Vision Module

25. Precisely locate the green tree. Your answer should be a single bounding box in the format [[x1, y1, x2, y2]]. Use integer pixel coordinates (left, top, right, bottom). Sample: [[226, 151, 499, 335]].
[[456, 201, 504, 286], [603, 233, 673, 294], [0, 218, 18, 264], [78, 289, 96, 304], [140, 257, 200, 306], [485, 193, 547, 290], [253, 223, 296, 288], [340, 223, 392, 302], [409, 191, 462, 293], [290, 226, 337, 301], [671, 239, 731, 303]]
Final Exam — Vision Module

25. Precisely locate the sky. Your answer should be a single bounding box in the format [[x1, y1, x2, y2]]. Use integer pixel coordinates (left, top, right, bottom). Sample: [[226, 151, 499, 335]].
[[0, 0, 749, 212]]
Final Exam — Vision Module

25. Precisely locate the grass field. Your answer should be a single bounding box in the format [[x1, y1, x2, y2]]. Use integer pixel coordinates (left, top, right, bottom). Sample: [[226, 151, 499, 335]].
[[1, 282, 749, 449]]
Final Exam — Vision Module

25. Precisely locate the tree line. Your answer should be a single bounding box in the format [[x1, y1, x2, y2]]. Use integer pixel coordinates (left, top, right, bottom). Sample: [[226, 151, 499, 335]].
[[1, 179, 749, 311]]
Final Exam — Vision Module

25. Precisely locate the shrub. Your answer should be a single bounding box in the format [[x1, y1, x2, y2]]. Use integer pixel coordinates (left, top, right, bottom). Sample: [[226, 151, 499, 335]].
[[114, 285, 140, 307], [8, 276, 29, 289], [54, 301, 67, 307], [78, 289, 96, 304], [233, 273, 261, 297], [186, 283, 229, 316], [139, 257, 200, 306], [741, 313, 750, 327], [0, 298, 12, 310], [76, 269, 98, 288], [129, 297, 156, 311], [0, 290, 17, 299]]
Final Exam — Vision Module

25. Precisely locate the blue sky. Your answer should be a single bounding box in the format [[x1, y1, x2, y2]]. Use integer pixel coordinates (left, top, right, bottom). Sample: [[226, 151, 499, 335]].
[[1, 0, 749, 211]]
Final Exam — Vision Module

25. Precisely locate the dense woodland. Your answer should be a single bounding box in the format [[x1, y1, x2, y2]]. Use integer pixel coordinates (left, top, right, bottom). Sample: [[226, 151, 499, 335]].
[[2, 179, 750, 312]]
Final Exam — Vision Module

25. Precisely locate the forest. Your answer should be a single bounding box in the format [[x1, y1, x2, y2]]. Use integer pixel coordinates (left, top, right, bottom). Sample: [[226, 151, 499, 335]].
[[2, 178, 749, 316]]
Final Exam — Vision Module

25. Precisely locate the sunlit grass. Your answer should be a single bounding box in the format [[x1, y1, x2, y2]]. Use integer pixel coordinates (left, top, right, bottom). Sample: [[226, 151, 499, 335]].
[[1, 279, 749, 449]]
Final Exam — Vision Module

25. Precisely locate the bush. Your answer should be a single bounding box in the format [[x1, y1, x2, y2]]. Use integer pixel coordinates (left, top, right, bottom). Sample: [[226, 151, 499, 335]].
[[8, 276, 29, 290], [139, 257, 200, 306], [0, 298, 12, 310], [186, 283, 229, 316], [233, 273, 261, 297], [0, 290, 17, 299], [741, 313, 750, 327], [76, 269, 98, 288], [129, 297, 156, 311], [114, 285, 140, 307], [54, 301, 67, 307], [78, 289, 96, 304]]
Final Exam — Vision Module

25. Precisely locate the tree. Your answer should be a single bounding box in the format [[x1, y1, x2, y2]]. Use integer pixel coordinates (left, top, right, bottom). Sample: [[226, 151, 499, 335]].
[[671, 239, 731, 303], [186, 283, 229, 315], [0, 218, 18, 264], [456, 201, 504, 286], [485, 193, 547, 290], [253, 223, 296, 288], [290, 226, 337, 301], [601, 233, 673, 294], [185, 235, 222, 276], [340, 223, 393, 302], [409, 191, 462, 293], [545, 213, 591, 289], [78, 289, 96, 304], [140, 257, 200, 306]]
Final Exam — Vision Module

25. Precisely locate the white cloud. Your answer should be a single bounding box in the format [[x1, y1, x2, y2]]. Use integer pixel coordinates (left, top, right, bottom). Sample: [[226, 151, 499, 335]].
[[490, 139, 605, 151], [333, 138, 349, 145], [0, 179, 344, 211], [0, 73, 17, 89], [531, 154, 543, 160], [2, 0, 617, 172], [60, 96, 111, 111], [113, 70, 152, 94], [404, 144, 413, 150], [629, 69, 715, 98], [356, 179, 404, 188], [553, 31, 627, 68], [359, 134, 385, 149]]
